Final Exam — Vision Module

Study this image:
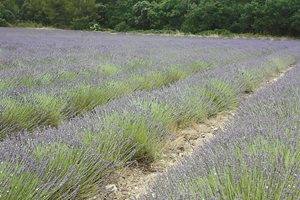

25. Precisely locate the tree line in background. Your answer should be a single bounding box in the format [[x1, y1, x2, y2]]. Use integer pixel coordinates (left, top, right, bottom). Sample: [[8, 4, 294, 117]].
[[0, 0, 299, 36]]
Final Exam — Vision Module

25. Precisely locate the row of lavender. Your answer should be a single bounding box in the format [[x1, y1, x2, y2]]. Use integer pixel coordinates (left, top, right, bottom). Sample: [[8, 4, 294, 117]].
[[0, 43, 299, 199], [1, 29, 296, 137], [141, 63, 300, 200]]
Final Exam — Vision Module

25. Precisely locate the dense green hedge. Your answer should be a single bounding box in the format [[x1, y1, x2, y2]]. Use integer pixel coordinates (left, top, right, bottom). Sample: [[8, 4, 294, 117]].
[[1, 0, 299, 36]]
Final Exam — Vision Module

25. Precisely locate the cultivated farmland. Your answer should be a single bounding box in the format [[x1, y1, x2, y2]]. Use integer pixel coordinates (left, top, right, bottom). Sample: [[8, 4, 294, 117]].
[[0, 28, 299, 199], [141, 62, 300, 200]]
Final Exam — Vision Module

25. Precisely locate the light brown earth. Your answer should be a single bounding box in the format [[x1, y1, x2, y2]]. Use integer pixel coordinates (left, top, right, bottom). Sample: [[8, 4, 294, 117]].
[[91, 66, 293, 200]]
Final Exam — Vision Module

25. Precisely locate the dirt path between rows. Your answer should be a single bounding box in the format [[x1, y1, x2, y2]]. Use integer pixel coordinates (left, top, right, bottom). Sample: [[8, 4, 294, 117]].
[[92, 66, 294, 200], [102, 112, 232, 200]]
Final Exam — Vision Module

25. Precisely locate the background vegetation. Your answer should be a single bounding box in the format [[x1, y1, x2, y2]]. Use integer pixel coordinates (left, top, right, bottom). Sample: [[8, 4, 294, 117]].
[[0, 0, 299, 36]]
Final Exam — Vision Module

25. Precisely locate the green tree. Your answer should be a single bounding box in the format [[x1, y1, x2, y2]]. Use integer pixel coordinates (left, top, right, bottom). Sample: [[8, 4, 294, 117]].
[[290, 9, 300, 35], [155, 0, 189, 30], [132, 1, 155, 29], [70, 0, 101, 29], [0, 0, 19, 25], [182, 1, 237, 33]]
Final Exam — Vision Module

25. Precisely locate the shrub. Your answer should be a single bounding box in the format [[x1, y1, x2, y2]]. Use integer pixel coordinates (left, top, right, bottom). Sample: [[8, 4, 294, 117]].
[[114, 21, 130, 32], [71, 17, 93, 30], [90, 23, 104, 31], [0, 18, 8, 27], [199, 29, 233, 36]]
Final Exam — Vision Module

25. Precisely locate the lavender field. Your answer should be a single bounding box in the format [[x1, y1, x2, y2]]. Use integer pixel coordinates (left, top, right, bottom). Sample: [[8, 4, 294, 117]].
[[0, 28, 300, 199], [141, 63, 300, 200]]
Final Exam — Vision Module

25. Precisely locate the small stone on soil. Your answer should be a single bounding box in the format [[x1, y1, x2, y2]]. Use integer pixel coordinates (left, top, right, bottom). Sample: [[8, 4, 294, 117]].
[[105, 184, 118, 192]]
